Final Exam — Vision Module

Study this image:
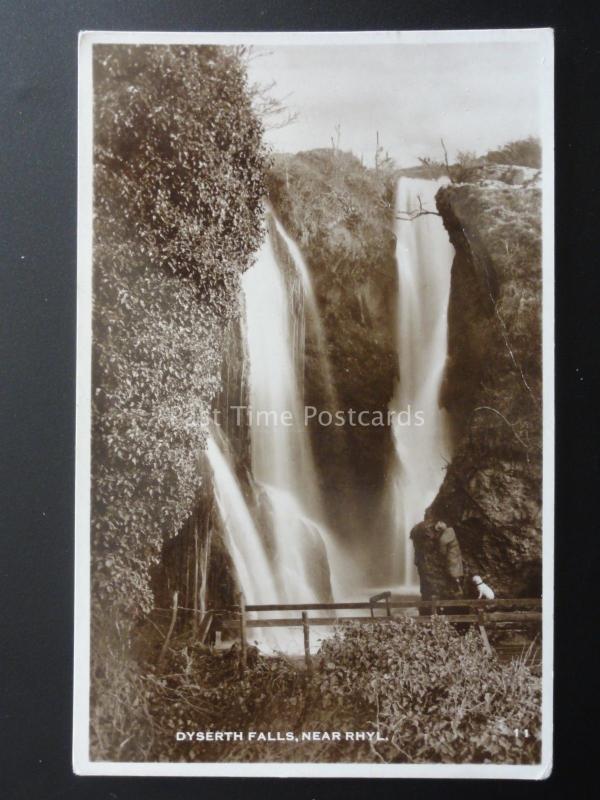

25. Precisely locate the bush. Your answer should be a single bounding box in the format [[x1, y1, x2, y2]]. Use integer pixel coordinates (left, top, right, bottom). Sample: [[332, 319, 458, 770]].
[[89, 45, 268, 759], [317, 619, 541, 763], [452, 150, 482, 183], [485, 137, 541, 168]]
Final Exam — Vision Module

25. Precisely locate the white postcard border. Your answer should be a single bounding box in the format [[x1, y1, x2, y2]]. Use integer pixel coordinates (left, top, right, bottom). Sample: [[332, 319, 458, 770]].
[[74, 27, 554, 779]]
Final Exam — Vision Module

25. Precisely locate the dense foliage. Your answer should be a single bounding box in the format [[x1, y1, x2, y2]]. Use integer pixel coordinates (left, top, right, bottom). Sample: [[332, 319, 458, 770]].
[[415, 138, 542, 183], [91, 45, 268, 620], [268, 149, 395, 264], [95, 619, 540, 764], [317, 619, 540, 763]]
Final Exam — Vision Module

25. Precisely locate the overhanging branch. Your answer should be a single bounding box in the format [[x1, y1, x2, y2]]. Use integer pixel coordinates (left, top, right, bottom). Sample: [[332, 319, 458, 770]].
[[394, 193, 441, 221]]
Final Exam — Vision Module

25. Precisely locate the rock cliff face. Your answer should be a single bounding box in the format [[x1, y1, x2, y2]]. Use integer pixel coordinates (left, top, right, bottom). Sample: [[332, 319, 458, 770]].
[[415, 173, 543, 598]]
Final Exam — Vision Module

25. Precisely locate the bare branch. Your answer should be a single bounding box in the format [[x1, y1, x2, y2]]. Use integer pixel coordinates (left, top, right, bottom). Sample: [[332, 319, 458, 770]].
[[395, 209, 442, 221], [233, 45, 274, 64], [263, 109, 299, 131], [395, 196, 442, 221], [471, 405, 536, 451], [440, 138, 454, 182], [377, 191, 441, 221], [246, 67, 299, 130]]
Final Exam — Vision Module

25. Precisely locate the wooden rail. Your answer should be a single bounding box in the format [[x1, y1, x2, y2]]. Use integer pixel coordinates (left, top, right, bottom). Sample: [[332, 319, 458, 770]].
[[231, 598, 541, 612], [206, 594, 542, 673]]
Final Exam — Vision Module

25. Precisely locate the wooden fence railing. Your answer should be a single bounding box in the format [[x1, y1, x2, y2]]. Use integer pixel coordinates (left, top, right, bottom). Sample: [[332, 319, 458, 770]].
[[197, 592, 542, 673]]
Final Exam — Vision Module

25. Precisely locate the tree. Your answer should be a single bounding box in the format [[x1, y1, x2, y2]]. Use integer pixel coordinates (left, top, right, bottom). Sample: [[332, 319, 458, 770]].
[[485, 137, 541, 168], [453, 149, 481, 183], [236, 46, 300, 131]]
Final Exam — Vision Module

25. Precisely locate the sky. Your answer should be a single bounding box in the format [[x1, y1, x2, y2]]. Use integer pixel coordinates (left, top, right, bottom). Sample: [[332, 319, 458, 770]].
[[246, 42, 545, 167]]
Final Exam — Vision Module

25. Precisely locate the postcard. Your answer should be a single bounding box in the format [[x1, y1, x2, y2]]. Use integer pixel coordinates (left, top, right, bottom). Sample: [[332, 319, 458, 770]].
[[74, 28, 554, 778]]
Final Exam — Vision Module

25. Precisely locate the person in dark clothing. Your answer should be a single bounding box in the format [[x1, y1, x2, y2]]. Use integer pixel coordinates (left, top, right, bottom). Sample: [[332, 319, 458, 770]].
[[435, 520, 464, 596], [410, 520, 434, 600]]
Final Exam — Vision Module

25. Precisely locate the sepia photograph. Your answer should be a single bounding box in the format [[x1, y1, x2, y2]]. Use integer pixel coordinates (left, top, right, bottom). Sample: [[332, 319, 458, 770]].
[[74, 29, 554, 778]]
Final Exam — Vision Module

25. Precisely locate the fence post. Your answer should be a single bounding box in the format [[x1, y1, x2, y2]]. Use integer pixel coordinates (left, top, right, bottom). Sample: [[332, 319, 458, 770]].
[[302, 611, 312, 675], [158, 590, 178, 669], [238, 592, 247, 675], [192, 525, 199, 637], [385, 594, 391, 618], [477, 607, 493, 656]]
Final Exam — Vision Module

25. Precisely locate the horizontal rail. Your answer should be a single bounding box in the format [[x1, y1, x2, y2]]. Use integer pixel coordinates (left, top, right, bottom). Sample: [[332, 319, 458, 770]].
[[218, 598, 541, 613], [220, 611, 542, 630], [243, 602, 382, 612], [415, 598, 541, 609], [475, 611, 542, 623], [222, 616, 388, 629]]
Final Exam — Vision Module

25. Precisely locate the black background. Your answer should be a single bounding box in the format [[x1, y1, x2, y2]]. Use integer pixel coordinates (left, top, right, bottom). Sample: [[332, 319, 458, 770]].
[[0, 1, 597, 797]]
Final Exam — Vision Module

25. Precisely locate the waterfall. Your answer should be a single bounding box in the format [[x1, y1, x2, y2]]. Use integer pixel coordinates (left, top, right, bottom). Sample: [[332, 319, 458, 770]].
[[207, 213, 341, 652], [388, 177, 454, 586], [205, 435, 295, 652], [198, 526, 211, 616], [207, 182, 453, 641], [206, 436, 276, 606], [269, 206, 338, 410], [242, 216, 336, 601]]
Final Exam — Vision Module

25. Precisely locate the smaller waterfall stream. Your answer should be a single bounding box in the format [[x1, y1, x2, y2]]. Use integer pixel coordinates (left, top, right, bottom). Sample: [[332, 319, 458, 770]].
[[206, 435, 297, 652], [388, 177, 455, 586], [270, 208, 338, 410], [206, 435, 276, 607]]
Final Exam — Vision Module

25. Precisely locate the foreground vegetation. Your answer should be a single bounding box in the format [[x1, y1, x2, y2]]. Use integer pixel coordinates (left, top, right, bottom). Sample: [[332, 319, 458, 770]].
[[92, 619, 541, 764], [90, 44, 268, 758]]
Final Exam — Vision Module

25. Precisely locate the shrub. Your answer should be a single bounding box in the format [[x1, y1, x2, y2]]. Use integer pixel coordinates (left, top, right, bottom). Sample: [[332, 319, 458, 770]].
[[485, 137, 541, 168], [452, 150, 482, 183], [317, 619, 541, 763]]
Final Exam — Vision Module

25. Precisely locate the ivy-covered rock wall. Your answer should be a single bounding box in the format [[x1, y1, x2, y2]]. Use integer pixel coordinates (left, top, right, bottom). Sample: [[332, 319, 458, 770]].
[[91, 44, 268, 623]]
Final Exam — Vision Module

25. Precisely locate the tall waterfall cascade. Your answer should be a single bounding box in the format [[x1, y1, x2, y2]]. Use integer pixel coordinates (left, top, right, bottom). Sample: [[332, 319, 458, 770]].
[[208, 184, 455, 650], [388, 177, 455, 586], [242, 220, 335, 601], [207, 212, 343, 651]]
